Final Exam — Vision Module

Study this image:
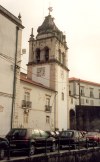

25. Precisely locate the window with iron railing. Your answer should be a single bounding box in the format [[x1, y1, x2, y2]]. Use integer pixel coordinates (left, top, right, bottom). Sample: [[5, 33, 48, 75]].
[[22, 92, 32, 108], [22, 100, 32, 108]]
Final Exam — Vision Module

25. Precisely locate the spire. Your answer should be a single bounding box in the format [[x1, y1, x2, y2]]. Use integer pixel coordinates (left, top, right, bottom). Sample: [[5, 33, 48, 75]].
[[18, 13, 21, 20], [29, 28, 34, 41]]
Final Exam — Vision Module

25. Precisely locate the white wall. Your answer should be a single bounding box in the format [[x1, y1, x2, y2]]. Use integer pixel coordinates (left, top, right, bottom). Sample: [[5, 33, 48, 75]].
[[18, 80, 55, 131], [0, 11, 22, 135]]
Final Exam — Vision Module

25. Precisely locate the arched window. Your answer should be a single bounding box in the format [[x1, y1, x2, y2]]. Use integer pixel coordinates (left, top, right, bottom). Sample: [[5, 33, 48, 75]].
[[44, 46, 49, 61], [36, 48, 40, 62], [62, 52, 65, 65], [58, 49, 61, 62]]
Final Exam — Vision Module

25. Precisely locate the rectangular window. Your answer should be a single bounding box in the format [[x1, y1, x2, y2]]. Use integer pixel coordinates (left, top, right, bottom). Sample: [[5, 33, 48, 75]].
[[99, 90, 100, 99], [80, 86, 85, 96], [71, 97, 73, 104], [46, 116, 50, 124], [62, 92, 64, 100], [86, 99, 89, 104], [81, 98, 84, 105], [90, 88, 94, 98], [90, 100, 94, 106], [24, 114, 28, 124], [46, 98, 50, 106], [24, 92, 30, 101]]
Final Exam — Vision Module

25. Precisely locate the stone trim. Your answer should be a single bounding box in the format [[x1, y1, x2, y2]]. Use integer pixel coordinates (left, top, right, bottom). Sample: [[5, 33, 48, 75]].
[[0, 5, 24, 29]]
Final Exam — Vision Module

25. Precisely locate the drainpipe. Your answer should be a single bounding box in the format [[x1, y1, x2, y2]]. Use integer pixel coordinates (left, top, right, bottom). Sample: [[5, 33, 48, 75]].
[[54, 91, 58, 131], [11, 26, 19, 129]]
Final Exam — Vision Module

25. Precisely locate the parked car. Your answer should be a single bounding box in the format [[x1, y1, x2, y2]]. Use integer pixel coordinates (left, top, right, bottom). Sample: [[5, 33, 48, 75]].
[[46, 131, 60, 139], [86, 131, 100, 146], [0, 136, 9, 160], [6, 128, 57, 155], [59, 130, 86, 149]]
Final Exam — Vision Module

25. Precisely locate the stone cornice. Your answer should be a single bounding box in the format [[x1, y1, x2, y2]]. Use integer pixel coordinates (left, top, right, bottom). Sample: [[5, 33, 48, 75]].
[[0, 5, 24, 29]]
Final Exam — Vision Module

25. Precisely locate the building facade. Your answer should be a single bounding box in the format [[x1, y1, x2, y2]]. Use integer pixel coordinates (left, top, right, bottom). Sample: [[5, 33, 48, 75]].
[[69, 77, 100, 129], [0, 5, 24, 135], [69, 77, 100, 108], [27, 12, 69, 130], [18, 72, 56, 131]]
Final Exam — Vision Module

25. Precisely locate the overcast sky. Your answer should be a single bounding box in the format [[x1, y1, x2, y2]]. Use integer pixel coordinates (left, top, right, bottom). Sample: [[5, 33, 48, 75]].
[[1, 0, 100, 83]]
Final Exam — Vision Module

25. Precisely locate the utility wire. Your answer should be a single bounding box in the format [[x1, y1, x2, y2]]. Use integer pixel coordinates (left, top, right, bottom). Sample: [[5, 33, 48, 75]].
[[0, 52, 68, 84]]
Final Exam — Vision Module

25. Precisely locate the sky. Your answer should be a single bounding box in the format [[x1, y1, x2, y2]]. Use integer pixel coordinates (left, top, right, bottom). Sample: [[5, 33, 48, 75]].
[[1, 0, 100, 83]]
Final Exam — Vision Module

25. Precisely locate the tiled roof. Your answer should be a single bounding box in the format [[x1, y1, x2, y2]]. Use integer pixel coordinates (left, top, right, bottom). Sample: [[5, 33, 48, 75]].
[[20, 72, 56, 92], [69, 77, 100, 86]]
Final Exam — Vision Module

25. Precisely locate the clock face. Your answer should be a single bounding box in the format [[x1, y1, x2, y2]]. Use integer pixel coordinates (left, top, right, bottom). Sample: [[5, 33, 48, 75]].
[[37, 67, 45, 77]]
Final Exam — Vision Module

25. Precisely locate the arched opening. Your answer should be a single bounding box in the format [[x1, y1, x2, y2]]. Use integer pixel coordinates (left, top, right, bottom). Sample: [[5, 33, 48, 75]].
[[58, 49, 61, 62], [44, 46, 49, 61], [36, 48, 40, 62], [69, 109, 76, 129]]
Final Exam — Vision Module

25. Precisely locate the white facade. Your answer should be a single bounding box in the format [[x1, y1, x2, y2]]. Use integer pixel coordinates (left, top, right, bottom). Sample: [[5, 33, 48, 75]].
[[18, 73, 56, 131], [69, 77, 100, 112], [0, 5, 24, 135]]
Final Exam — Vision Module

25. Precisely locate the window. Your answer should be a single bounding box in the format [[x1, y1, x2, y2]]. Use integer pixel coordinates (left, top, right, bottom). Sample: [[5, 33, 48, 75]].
[[58, 49, 61, 62], [24, 113, 28, 124], [71, 97, 73, 104], [62, 52, 65, 64], [81, 98, 84, 105], [99, 90, 100, 99], [46, 116, 50, 123], [62, 92, 64, 100], [86, 99, 89, 104], [44, 47, 49, 61], [24, 92, 30, 102], [90, 100, 94, 105], [36, 48, 40, 62], [80, 86, 85, 96], [46, 98, 50, 106], [69, 90, 71, 95], [90, 88, 94, 98]]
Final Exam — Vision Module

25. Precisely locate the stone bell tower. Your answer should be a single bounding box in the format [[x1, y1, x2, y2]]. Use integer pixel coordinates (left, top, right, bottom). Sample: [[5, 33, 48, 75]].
[[27, 9, 69, 130]]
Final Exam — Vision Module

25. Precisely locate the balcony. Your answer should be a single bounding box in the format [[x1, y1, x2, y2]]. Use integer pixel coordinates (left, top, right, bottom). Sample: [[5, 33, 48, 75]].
[[45, 105, 52, 112], [22, 100, 32, 109]]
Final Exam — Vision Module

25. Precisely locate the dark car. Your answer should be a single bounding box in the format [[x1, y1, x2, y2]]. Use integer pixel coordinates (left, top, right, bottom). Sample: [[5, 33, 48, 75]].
[[86, 132, 100, 146], [59, 130, 86, 149], [0, 136, 9, 160], [6, 128, 57, 155]]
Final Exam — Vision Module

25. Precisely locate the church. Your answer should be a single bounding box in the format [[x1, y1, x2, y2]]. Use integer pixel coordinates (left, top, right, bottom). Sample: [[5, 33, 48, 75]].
[[18, 9, 69, 131]]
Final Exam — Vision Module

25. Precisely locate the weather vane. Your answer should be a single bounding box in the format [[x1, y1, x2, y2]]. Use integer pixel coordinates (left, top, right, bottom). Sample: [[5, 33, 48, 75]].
[[48, 7, 53, 15]]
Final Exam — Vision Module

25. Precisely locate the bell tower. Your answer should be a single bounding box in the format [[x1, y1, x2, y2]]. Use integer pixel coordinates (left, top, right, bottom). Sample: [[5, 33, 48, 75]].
[[27, 10, 69, 130]]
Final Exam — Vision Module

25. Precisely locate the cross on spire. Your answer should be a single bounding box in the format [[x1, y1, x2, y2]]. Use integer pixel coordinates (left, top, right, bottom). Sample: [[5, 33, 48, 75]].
[[48, 7, 53, 15]]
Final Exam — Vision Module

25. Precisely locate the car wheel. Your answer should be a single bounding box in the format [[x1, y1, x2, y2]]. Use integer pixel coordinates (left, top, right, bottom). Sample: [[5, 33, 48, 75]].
[[0, 148, 5, 160], [51, 142, 56, 152], [29, 144, 35, 156]]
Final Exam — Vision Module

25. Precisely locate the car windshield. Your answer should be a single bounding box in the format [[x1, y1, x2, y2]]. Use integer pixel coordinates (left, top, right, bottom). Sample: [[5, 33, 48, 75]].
[[61, 131, 73, 137], [7, 129, 27, 137]]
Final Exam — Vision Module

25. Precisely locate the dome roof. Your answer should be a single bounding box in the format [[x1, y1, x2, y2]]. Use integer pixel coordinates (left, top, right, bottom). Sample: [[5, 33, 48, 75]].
[[37, 14, 61, 35]]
